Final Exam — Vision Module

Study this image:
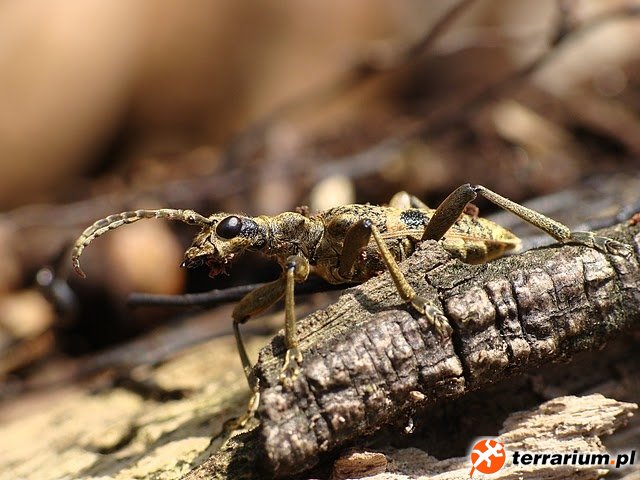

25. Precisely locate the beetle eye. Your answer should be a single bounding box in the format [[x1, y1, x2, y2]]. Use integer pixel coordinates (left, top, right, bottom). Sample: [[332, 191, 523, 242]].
[[216, 216, 242, 239]]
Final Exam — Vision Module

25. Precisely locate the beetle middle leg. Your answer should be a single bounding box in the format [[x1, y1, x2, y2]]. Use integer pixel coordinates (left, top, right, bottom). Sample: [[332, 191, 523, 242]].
[[339, 219, 452, 336], [424, 184, 632, 257]]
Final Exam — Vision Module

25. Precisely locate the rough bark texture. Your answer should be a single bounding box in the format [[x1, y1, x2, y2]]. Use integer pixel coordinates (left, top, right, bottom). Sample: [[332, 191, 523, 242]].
[[252, 222, 640, 476]]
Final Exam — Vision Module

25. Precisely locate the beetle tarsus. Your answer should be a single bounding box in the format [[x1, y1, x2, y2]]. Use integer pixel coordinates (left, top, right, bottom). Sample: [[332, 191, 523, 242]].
[[280, 347, 303, 385], [566, 231, 633, 258], [411, 296, 452, 337]]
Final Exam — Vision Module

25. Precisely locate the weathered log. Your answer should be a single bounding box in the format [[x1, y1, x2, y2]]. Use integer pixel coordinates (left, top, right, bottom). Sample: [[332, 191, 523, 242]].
[[252, 222, 640, 476]]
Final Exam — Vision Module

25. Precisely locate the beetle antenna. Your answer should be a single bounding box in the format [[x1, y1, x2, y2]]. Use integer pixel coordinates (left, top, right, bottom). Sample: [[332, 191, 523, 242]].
[[71, 209, 211, 278]]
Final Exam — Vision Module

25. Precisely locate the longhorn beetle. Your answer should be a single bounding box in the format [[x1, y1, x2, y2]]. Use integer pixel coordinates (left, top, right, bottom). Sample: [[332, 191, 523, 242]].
[[71, 184, 631, 390]]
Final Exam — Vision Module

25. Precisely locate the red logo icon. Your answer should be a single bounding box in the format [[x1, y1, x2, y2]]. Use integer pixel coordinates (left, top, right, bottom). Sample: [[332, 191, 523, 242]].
[[469, 438, 506, 477]]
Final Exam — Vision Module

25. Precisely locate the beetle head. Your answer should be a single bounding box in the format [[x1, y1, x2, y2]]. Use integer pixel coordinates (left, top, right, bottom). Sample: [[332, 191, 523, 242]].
[[182, 214, 266, 277]]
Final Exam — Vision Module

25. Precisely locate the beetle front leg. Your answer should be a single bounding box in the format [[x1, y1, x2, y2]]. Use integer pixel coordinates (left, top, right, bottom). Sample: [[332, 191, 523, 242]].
[[280, 254, 310, 383], [233, 278, 287, 388], [231, 278, 288, 422]]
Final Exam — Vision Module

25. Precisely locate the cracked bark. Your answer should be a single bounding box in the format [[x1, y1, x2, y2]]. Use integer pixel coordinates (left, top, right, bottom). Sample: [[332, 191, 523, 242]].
[[188, 222, 640, 478]]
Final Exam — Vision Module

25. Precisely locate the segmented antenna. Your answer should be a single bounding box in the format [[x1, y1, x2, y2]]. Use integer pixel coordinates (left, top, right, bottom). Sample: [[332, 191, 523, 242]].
[[71, 209, 211, 278]]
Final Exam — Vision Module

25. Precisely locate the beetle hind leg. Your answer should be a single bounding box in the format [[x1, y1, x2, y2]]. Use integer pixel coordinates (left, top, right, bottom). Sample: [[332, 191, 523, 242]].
[[563, 231, 633, 258], [470, 184, 633, 256], [423, 183, 632, 258]]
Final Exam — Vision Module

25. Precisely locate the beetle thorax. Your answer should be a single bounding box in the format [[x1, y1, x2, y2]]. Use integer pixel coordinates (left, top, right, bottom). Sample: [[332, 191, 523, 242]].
[[261, 212, 324, 264]]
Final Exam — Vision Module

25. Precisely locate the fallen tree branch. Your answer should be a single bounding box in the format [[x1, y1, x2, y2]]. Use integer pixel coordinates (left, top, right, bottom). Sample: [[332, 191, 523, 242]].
[[231, 221, 640, 477]]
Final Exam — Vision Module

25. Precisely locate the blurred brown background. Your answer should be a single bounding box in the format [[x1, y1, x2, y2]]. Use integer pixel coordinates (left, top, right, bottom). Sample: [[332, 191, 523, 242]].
[[1, 0, 638, 208]]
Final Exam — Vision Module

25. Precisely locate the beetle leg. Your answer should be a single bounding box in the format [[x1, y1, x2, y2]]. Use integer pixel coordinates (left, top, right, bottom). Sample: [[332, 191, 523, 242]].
[[233, 277, 287, 388], [389, 191, 429, 209], [280, 254, 310, 383], [422, 184, 479, 241], [475, 185, 632, 255], [347, 219, 452, 336], [561, 231, 633, 257], [338, 219, 373, 279], [424, 184, 632, 257]]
